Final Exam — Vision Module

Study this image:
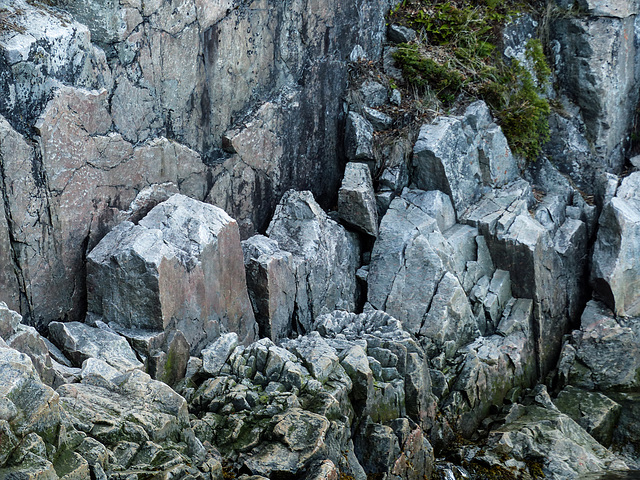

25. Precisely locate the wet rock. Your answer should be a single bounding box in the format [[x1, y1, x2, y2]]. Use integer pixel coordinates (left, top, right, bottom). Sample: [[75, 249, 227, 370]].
[[345, 112, 374, 161], [87, 194, 257, 354], [554, 385, 621, 447], [48, 322, 143, 372], [338, 162, 379, 237], [267, 191, 360, 333], [592, 172, 640, 317]]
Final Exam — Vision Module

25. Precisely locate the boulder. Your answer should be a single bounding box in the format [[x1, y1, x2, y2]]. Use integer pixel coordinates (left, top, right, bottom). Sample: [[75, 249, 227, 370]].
[[338, 162, 379, 237], [562, 300, 640, 391], [592, 172, 640, 317], [345, 112, 374, 161], [58, 369, 190, 446], [267, 191, 360, 333], [367, 196, 452, 334], [554, 386, 621, 447], [48, 322, 143, 373], [489, 399, 626, 479], [242, 235, 296, 343], [87, 194, 257, 354], [413, 101, 518, 214]]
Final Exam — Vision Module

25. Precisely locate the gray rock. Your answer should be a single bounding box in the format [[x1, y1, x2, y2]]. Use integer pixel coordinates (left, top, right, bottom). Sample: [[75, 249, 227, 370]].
[[592, 173, 640, 316], [420, 272, 479, 358], [368, 197, 450, 334], [7, 325, 65, 388], [58, 369, 189, 445], [285, 332, 339, 384], [345, 112, 374, 161], [202, 333, 239, 376], [359, 81, 388, 108], [0, 302, 21, 341], [401, 188, 456, 232], [242, 235, 296, 343], [489, 402, 625, 479], [0, 346, 61, 439], [565, 301, 640, 391], [338, 162, 379, 237], [554, 386, 621, 447], [552, 14, 638, 170], [48, 321, 143, 372], [362, 106, 393, 131], [88, 194, 257, 353], [388, 24, 417, 44], [267, 191, 360, 332], [81, 358, 121, 383]]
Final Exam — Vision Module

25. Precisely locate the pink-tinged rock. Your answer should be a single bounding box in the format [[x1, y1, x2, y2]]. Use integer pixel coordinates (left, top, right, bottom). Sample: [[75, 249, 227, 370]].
[[87, 194, 257, 354], [2, 86, 208, 327]]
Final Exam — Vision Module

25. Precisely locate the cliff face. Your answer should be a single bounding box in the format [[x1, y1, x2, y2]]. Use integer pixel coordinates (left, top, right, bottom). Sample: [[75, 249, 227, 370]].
[[0, 0, 387, 327], [1, 0, 640, 479]]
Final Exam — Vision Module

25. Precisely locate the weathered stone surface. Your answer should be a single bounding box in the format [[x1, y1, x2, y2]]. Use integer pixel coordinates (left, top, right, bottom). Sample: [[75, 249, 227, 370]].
[[58, 369, 189, 445], [387, 24, 417, 44], [202, 333, 239, 376], [420, 272, 479, 358], [338, 162, 379, 237], [554, 386, 621, 447], [562, 301, 640, 391], [592, 172, 640, 317], [0, 0, 111, 135], [442, 299, 536, 436], [413, 101, 517, 214], [48, 321, 143, 372], [552, 14, 639, 170], [401, 188, 456, 234], [242, 235, 296, 343], [554, 0, 639, 18], [489, 397, 625, 479], [368, 196, 450, 334], [0, 302, 21, 340], [345, 112, 374, 161], [87, 194, 257, 353], [267, 191, 360, 333], [362, 106, 393, 131], [0, 346, 61, 438], [462, 180, 573, 375]]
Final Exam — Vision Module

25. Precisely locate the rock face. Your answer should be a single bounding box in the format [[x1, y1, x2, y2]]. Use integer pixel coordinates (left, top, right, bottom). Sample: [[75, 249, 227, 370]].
[[87, 194, 257, 353], [412, 101, 518, 213], [338, 162, 379, 237], [266, 190, 360, 334], [0, 0, 388, 327], [551, 1, 640, 171], [592, 172, 640, 317]]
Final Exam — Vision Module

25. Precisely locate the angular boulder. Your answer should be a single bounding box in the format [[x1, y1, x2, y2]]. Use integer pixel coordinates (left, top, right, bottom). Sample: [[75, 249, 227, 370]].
[[267, 191, 360, 333], [87, 194, 257, 353], [592, 172, 640, 317], [338, 162, 379, 237], [48, 321, 143, 372], [242, 235, 296, 343]]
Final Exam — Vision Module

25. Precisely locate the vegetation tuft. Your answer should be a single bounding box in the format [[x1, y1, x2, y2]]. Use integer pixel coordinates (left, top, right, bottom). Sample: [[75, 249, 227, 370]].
[[389, 0, 551, 161]]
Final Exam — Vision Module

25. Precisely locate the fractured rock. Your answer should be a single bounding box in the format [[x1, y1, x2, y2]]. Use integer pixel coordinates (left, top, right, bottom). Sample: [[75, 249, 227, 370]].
[[345, 112, 374, 161], [338, 162, 379, 237], [48, 321, 143, 372], [87, 194, 257, 354], [242, 235, 296, 343], [592, 172, 640, 317], [267, 190, 360, 333]]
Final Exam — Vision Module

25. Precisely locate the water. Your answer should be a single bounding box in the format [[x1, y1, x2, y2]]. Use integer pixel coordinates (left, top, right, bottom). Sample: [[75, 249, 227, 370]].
[[586, 472, 640, 479]]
